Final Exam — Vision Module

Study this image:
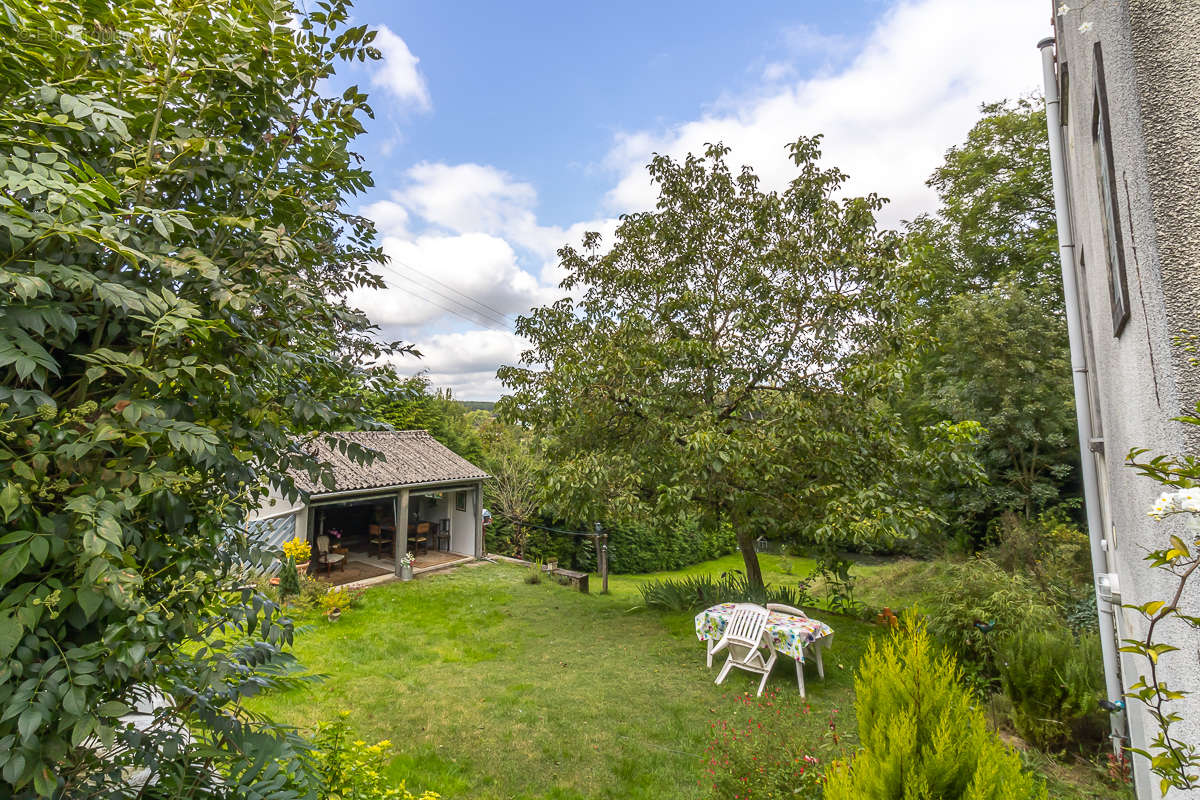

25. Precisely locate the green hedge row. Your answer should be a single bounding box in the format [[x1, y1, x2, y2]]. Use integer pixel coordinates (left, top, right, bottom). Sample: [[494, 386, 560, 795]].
[[487, 517, 736, 574]]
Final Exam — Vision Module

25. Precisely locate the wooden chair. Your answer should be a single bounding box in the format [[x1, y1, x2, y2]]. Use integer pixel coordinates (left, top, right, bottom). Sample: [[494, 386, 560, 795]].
[[711, 603, 776, 697], [436, 518, 451, 552], [315, 534, 345, 575], [413, 522, 431, 555], [368, 523, 393, 559]]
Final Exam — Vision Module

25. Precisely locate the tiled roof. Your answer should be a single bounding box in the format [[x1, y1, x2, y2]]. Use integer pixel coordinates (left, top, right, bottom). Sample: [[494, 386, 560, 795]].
[[292, 430, 489, 496]]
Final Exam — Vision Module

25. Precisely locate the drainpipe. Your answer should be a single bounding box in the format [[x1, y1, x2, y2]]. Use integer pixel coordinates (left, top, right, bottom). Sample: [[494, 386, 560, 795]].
[[1038, 36, 1126, 750]]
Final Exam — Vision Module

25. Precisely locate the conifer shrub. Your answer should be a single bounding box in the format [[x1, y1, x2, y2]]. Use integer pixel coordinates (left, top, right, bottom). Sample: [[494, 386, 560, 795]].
[[823, 617, 1046, 799], [279, 557, 302, 599], [997, 621, 1106, 751]]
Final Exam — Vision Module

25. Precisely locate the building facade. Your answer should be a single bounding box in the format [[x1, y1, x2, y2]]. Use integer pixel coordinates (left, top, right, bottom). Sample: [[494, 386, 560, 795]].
[[1042, 2, 1200, 796]]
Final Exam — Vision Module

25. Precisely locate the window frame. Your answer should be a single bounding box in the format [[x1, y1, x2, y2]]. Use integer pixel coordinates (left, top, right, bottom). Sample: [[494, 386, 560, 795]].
[[1091, 43, 1130, 336]]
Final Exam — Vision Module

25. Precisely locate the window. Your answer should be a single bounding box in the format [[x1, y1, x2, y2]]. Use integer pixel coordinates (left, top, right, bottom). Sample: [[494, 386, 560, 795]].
[[1091, 43, 1130, 335], [455, 491, 466, 512]]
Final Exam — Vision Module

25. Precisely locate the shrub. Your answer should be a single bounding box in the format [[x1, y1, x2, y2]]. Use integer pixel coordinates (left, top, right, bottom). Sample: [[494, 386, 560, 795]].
[[525, 559, 543, 584], [923, 557, 1057, 682], [823, 617, 1047, 799], [310, 712, 440, 799], [279, 557, 302, 599], [987, 512, 1092, 596], [639, 571, 814, 612], [997, 622, 1106, 751]]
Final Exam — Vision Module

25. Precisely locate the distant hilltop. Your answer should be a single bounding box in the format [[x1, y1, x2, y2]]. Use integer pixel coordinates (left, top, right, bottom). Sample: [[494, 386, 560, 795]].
[[458, 400, 496, 412]]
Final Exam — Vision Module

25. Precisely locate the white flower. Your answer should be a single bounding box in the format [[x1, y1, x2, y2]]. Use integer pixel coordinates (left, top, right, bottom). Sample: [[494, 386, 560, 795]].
[[1057, 3, 1070, 14], [1181, 488, 1200, 512], [1079, 21, 1094, 33]]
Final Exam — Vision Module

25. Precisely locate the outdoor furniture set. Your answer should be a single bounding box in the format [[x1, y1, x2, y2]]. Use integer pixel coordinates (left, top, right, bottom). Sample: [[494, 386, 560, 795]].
[[694, 602, 834, 698]]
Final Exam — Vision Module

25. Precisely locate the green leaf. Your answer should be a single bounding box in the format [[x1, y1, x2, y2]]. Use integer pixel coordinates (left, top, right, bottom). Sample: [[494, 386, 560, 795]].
[[0, 613, 22, 659], [96, 701, 129, 718]]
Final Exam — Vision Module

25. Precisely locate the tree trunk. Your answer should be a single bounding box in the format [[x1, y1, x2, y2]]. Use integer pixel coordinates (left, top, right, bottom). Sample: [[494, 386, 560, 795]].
[[734, 526, 765, 590]]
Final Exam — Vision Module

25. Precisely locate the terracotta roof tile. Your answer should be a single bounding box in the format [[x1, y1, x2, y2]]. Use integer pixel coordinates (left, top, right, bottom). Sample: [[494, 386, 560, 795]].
[[293, 430, 489, 496]]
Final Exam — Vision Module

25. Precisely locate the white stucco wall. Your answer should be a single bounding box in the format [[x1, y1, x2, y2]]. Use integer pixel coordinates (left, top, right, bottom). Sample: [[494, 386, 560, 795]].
[[1053, 2, 1200, 796]]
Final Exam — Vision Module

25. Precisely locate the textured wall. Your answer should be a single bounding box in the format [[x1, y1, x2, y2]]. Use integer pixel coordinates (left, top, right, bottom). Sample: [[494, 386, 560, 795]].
[[1052, 2, 1200, 797]]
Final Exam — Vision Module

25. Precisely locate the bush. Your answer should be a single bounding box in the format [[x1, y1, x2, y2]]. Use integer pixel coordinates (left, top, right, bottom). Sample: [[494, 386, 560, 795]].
[[823, 617, 1046, 799], [310, 713, 440, 799], [524, 559, 543, 584], [279, 556, 302, 599], [923, 557, 1057, 682], [997, 622, 1106, 751], [639, 571, 814, 612], [986, 512, 1092, 596]]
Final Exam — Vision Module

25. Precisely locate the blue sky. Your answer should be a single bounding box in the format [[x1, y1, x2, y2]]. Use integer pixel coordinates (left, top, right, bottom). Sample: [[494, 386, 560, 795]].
[[326, 0, 1049, 399]]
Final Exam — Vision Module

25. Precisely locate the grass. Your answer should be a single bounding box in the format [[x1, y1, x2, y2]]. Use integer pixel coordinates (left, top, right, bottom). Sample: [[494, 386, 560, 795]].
[[250, 561, 871, 799], [249, 555, 1131, 799]]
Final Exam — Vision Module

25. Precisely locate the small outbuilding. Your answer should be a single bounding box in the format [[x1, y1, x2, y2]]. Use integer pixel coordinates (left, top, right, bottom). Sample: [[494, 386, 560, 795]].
[[248, 430, 490, 576]]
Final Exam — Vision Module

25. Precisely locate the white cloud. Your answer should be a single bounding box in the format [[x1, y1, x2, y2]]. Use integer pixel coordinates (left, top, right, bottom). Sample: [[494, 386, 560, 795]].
[[371, 26, 432, 110], [350, 232, 554, 329], [604, 0, 1046, 228], [401, 330, 529, 400]]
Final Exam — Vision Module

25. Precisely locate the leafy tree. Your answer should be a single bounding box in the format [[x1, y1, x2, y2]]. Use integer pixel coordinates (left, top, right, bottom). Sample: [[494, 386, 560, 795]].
[[0, 1, 404, 795], [365, 370, 486, 463], [499, 138, 975, 587], [902, 98, 1078, 536]]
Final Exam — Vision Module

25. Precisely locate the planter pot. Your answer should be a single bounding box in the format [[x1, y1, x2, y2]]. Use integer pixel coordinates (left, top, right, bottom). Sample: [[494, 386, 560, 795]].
[[399, 563, 414, 581], [296, 561, 310, 574]]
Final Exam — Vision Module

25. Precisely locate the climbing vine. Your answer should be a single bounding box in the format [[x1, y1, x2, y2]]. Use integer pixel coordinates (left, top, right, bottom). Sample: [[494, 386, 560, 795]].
[[1124, 406, 1200, 795]]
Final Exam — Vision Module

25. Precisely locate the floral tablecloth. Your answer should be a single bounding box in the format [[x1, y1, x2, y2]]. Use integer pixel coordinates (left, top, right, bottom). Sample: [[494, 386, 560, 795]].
[[694, 603, 833, 662]]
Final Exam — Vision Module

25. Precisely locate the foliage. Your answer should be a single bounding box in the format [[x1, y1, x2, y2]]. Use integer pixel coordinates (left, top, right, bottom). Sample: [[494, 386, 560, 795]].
[[638, 571, 814, 613], [366, 370, 485, 464], [569, 517, 737, 574], [986, 511, 1092, 597], [283, 536, 313, 563], [901, 98, 1079, 540], [524, 559, 543, 585], [1122, 419, 1200, 794], [703, 688, 845, 800], [811, 553, 867, 618], [500, 136, 980, 588], [310, 712, 440, 800], [823, 616, 1047, 799], [320, 587, 357, 616], [280, 556, 303, 599], [474, 417, 543, 559], [923, 557, 1059, 684], [996, 621, 1106, 751], [0, 0, 404, 794]]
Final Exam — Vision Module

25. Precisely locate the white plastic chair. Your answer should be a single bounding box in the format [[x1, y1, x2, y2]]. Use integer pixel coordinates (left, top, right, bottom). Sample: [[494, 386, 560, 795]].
[[711, 603, 777, 697], [766, 603, 828, 697]]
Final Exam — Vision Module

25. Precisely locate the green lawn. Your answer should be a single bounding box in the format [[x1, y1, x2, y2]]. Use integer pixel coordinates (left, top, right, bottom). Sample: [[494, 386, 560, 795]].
[[249, 555, 1128, 799]]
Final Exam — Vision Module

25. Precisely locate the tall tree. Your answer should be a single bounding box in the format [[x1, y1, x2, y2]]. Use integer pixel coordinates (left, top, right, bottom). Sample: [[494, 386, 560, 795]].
[[902, 98, 1078, 535], [0, 1, 402, 795], [499, 138, 967, 588]]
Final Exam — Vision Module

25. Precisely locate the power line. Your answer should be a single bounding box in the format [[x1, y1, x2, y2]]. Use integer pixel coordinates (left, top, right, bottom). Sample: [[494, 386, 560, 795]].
[[379, 263, 512, 329], [380, 278, 510, 331], [389, 257, 516, 324]]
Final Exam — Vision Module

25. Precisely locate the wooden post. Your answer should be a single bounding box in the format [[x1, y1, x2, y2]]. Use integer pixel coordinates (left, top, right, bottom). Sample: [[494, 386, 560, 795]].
[[394, 488, 410, 576], [595, 522, 608, 594]]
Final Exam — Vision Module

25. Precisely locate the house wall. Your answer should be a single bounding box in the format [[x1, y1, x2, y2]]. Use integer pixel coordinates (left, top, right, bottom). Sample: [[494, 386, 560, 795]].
[[1053, 3, 1200, 796], [249, 483, 309, 544], [451, 488, 476, 556]]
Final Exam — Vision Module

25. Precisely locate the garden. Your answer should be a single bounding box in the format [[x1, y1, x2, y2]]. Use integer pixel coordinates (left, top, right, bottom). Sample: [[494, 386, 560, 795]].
[[247, 551, 1133, 800]]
